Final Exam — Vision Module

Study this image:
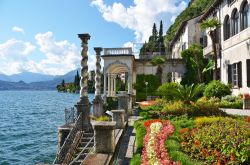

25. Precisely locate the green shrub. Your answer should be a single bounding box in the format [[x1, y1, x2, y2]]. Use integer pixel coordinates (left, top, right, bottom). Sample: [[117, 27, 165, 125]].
[[191, 97, 227, 117], [161, 101, 189, 117], [204, 80, 231, 99], [94, 115, 110, 121], [134, 74, 161, 101], [130, 153, 141, 165], [157, 82, 180, 100], [104, 97, 118, 110], [220, 95, 243, 109], [134, 120, 146, 152]]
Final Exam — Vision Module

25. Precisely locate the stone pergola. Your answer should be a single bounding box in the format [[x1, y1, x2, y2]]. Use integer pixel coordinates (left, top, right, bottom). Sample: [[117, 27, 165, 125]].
[[102, 48, 135, 98]]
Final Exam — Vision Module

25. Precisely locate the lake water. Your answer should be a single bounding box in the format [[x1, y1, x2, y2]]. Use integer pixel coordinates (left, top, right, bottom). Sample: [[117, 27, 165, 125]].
[[0, 91, 94, 165]]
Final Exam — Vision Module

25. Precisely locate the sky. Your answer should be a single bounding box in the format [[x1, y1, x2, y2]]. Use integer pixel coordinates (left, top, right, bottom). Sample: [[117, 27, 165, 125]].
[[0, 0, 189, 76]]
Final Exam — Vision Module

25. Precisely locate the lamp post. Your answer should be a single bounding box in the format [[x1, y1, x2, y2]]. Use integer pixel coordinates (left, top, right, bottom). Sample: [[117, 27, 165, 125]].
[[145, 81, 148, 101]]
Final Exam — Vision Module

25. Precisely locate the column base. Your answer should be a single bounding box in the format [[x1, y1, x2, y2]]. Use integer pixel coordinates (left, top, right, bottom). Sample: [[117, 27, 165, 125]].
[[93, 96, 104, 117], [75, 96, 91, 131]]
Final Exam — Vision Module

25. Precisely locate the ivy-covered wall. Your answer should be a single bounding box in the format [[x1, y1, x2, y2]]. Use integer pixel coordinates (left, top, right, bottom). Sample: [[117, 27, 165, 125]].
[[134, 74, 161, 101]]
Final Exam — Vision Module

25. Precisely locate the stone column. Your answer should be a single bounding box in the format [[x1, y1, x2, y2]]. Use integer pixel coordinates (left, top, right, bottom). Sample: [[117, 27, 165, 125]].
[[114, 75, 116, 96], [93, 47, 104, 117], [111, 74, 114, 97], [92, 121, 116, 153], [108, 73, 111, 97], [111, 110, 125, 129], [117, 93, 129, 121], [104, 73, 107, 96], [75, 33, 91, 132]]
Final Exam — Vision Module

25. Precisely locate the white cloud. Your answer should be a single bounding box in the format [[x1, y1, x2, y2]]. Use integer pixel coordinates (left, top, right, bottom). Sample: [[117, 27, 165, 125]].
[[34, 31, 81, 75], [0, 39, 36, 75], [0, 32, 84, 75], [123, 41, 133, 48], [0, 39, 35, 57], [12, 26, 25, 34], [91, 0, 187, 42]]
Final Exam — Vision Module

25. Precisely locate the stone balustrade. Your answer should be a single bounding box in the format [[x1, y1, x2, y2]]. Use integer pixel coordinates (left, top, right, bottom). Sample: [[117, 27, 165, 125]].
[[92, 121, 116, 153], [111, 110, 125, 129]]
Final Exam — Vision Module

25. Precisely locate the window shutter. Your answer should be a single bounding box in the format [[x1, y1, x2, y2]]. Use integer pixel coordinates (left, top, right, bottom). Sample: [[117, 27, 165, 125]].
[[237, 61, 242, 88], [247, 59, 250, 87], [228, 64, 232, 84]]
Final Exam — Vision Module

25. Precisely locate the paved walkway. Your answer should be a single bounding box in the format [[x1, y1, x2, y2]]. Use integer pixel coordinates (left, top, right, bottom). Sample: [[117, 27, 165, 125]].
[[220, 108, 250, 116], [114, 115, 142, 165]]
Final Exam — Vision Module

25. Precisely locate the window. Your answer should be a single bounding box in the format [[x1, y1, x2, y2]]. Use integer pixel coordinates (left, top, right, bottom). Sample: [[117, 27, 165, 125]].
[[247, 59, 250, 87], [228, 62, 242, 87], [181, 42, 186, 51], [232, 9, 240, 35], [242, 1, 249, 30], [227, 0, 235, 5], [224, 15, 230, 40]]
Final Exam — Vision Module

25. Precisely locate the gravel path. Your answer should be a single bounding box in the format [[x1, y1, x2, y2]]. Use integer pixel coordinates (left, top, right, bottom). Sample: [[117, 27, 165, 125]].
[[220, 108, 250, 116]]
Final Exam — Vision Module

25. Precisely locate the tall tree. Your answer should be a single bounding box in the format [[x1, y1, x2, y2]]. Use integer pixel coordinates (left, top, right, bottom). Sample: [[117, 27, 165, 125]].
[[62, 79, 65, 87], [152, 23, 158, 42], [158, 20, 165, 53], [200, 18, 221, 80]]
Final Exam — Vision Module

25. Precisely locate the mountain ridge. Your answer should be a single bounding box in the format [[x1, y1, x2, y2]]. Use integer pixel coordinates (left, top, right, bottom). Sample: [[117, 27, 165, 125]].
[[0, 69, 81, 90]]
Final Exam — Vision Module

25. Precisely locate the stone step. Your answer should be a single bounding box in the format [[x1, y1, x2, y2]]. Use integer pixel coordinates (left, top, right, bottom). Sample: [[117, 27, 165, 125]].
[[81, 136, 93, 142], [83, 133, 94, 137], [79, 141, 94, 147], [76, 147, 92, 153]]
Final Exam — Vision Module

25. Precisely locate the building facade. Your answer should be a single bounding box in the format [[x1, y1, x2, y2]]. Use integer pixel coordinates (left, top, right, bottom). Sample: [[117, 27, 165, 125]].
[[201, 0, 250, 95], [169, 15, 203, 82]]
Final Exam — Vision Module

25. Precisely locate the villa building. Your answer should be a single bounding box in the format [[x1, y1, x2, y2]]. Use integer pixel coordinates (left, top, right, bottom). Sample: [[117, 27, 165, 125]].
[[169, 15, 204, 82], [200, 0, 250, 95]]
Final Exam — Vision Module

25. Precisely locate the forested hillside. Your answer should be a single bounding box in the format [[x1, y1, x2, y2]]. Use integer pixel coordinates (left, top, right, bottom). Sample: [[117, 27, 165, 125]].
[[164, 0, 214, 46], [139, 0, 215, 54]]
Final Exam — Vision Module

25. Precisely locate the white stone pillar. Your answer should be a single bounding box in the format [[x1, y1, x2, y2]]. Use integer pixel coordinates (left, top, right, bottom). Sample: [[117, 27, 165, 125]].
[[114, 75, 116, 96], [104, 73, 107, 96], [127, 73, 132, 94], [111, 74, 114, 97], [108, 73, 111, 96]]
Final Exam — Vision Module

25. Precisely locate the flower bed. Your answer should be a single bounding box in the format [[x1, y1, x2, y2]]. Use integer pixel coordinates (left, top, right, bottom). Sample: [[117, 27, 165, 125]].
[[180, 118, 250, 164], [141, 120, 180, 165]]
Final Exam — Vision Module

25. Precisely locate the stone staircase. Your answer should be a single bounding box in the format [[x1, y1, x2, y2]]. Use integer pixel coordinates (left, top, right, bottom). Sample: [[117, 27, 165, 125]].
[[70, 130, 94, 165]]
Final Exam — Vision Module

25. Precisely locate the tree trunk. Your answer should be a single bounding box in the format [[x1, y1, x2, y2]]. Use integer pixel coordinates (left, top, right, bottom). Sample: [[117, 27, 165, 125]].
[[209, 30, 218, 80]]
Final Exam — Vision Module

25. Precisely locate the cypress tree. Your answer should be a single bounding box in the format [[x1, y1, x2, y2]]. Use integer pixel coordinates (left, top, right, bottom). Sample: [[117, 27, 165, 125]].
[[61, 79, 65, 87], [158, 20, 165, 53], [152, 23, 158, 42]]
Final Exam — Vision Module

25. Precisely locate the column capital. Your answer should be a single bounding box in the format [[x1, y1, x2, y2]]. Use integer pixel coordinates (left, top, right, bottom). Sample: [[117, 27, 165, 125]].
[[78, 33, 91, 44], [94, 47, 103, 55]]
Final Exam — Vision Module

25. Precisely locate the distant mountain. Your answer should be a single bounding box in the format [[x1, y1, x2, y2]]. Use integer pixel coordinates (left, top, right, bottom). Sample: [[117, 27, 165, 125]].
[[0, 69, 80, 90], [0, 72, 55, 83]]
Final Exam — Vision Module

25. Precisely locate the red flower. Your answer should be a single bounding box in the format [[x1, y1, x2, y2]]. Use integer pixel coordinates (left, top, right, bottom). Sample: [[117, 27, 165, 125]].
[[144, 119, 163, 127], [180, 128, 189, 134]]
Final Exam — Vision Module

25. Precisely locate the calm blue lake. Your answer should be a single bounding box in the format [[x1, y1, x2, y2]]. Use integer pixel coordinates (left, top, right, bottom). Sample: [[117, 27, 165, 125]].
[[0, 91, 94, 165]]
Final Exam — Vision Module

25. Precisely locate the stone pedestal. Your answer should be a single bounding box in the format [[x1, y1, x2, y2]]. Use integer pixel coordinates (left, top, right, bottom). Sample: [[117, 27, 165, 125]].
[[58, 124, 74, 149], [111, 110, 125, 129], [243, 99, 250, 110], [75, 96, 91, 131], [92, 121, 116, 153], [92, 96, 104, 117], [117, 93, 129, 121]]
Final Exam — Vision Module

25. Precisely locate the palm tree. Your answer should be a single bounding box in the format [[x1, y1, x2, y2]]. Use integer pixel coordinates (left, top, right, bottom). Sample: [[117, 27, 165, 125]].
[[200, 18, 221, 80], [174, 84, 205, 104]]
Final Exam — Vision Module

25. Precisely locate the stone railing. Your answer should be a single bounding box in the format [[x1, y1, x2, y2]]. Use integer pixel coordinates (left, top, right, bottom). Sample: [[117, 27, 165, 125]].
[[53, 112, 83, 164], [103, 48, 132, 55], [139, 53, 165, 60]]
